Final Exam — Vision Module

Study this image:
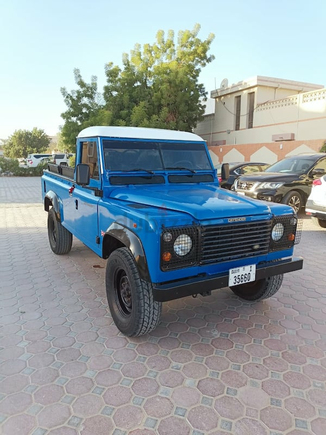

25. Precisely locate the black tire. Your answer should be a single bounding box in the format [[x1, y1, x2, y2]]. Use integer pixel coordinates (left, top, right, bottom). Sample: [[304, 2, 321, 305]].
[[106, 247, 162, 337], [47, 208, 73, 255], [230, 274, 283, 301], [312, 217, 326, 228], [282, 191, 302, 214]]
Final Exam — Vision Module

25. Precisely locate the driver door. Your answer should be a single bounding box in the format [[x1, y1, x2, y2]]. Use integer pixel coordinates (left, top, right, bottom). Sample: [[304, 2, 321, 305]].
[[73, 139, 102, 255]]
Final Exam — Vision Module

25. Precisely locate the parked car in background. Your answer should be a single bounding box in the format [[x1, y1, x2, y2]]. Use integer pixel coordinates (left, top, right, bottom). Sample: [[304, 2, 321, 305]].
[[305, 175, 326, 227], [26, 153, 52, 167], [234, 153, 326, 213], [216, 162, 269, 190], [52, 153, 74, 166]]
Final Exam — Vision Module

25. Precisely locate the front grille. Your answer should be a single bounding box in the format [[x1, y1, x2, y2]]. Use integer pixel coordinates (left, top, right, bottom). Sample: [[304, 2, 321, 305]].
[[200, 220, 272, 264], [236, 180, 255, 190], [160, 216, 299, 271]]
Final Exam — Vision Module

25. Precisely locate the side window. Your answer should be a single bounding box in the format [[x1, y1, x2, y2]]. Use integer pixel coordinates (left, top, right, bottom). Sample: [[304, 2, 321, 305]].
[[235, 96, 241, 131], [313, 158, 326, 175], [81, 141, 99, 180], [242, 165, 260, 174]]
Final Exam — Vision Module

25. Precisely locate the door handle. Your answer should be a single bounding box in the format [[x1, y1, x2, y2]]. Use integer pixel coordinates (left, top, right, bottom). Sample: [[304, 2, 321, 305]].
[[75, 199, 78, 210]]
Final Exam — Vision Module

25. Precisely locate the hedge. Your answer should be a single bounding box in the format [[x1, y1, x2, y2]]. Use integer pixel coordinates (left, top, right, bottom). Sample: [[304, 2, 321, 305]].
[[0, 157, 49, 176]]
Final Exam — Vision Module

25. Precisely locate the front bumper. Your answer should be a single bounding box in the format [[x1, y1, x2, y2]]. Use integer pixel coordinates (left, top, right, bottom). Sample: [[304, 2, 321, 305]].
[[152, 257, 303, 302], [306, 200, 326, 217]]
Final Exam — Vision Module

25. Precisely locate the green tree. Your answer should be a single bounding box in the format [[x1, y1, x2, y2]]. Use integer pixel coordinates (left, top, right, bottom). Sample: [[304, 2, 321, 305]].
[[103, 25, 215, 130], [60, 24, 215, 147], [4, 128, 50, 159], [60, 69, 102, 151]]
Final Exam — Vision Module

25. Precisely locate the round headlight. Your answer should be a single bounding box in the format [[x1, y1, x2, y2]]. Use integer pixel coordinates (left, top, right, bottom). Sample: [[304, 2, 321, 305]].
[[173, 234, 192, 256], [163, 232, 173, 242], [272, 223, 284, 241]]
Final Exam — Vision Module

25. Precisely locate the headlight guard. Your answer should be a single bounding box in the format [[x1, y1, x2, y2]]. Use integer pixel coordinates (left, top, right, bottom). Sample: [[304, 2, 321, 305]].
[[161, 226, 199, 271], [270, 215, 301, 251]]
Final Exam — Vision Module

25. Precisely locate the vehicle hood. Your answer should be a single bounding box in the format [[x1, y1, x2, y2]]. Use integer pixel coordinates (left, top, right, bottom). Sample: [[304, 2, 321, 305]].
[[108, 184, 271, 220], [239, 172, 300, 183]]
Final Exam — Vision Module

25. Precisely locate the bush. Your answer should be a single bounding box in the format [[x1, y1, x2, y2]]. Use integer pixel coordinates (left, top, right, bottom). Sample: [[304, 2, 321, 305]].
[[0, 157, 48, 176], [320, 141, 326, 153], [69, 155, 75, 168], [0, 157, 20, 173]]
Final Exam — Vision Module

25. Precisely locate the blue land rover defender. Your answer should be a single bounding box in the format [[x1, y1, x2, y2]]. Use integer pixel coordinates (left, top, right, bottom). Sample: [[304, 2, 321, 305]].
[[42, 126, 303, 336]]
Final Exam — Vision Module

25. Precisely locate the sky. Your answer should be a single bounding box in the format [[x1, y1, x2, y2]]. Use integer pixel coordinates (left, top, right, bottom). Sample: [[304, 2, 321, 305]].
[[0, 0, 325, 139]]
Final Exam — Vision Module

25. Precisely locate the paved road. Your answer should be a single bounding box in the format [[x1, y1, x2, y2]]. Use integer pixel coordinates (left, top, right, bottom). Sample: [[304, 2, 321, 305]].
[[0, 176, 326, 435]]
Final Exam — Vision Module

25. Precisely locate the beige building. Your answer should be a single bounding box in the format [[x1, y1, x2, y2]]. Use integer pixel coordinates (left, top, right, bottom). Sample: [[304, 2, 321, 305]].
[[195, 76, 326, 165]]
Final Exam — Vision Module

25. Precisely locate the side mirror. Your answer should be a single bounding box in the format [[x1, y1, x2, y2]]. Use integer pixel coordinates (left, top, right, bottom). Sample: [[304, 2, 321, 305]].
[[311, 168, 325, 177], [76, 164, 90, 186], [221, 163, 230, 181]]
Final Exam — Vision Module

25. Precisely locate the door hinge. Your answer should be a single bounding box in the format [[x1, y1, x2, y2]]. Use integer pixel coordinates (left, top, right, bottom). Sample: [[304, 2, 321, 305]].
[[95, 236, 100, 244]]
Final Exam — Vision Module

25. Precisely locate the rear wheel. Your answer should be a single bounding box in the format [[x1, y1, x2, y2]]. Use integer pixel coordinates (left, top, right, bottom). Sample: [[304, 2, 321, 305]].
[[312, 217, 326, 228], [47, 208, 72, 255], [282, 191, 302, 214], [106, 247, 162, 337], [230, 274, 283, 301]]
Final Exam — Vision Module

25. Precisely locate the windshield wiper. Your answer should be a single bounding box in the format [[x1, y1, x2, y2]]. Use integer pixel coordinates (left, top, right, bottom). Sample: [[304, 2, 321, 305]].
[[165, 167, 196, 174], [121, 168, 154, 175]]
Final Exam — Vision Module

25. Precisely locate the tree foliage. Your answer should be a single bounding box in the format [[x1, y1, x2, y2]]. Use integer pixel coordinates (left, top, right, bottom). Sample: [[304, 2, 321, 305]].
[[3, 128, 50, 159], [60, 69, 102, 150], [60, 25, 215, 150]]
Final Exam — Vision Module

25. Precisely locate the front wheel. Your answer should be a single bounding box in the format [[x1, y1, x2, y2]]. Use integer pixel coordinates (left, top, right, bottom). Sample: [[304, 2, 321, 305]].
[[282, 191, 302, 214], [47, 208, 72, 255], [106, 248, 162, 337], [312, 217, 326, 228], [230, 274, 283, 301]]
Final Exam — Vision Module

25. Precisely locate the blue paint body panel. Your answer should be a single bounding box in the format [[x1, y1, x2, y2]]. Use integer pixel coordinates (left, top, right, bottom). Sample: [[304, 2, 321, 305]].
[[41, 128, 301, 296]]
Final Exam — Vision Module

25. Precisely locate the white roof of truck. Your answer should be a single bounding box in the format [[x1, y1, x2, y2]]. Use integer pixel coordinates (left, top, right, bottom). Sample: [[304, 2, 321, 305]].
[[77, 126, 204, 142]]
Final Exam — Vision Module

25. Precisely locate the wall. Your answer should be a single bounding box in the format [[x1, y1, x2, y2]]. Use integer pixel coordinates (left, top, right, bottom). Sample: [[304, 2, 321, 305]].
[[196, 75, 326, 146], [209, 139, 325, 165]]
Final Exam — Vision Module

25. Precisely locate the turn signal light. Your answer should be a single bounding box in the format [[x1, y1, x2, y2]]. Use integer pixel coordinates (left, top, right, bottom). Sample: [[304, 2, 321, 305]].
[[288, 233, 295, 241], [162, 252, 172, 262]]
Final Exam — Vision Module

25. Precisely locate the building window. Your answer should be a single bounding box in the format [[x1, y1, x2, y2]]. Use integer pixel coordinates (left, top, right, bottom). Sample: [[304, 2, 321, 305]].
[[235, 96, 241, 131], [248, 92, 255, 129]]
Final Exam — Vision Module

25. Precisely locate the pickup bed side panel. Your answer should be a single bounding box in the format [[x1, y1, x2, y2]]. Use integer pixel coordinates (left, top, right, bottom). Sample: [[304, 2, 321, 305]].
[[42, 172, 102, 256], [42, 172, 74, 228]]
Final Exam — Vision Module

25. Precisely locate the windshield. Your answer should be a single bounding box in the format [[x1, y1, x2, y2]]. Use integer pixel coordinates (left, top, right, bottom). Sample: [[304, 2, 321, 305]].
[[103, 140, 212, 172], [265, 157, 314, 174]]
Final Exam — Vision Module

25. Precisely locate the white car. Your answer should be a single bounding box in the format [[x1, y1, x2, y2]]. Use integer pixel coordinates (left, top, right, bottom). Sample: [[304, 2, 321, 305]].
[[26, 153, 52, 167], [52, 153, 74, 166], [305, 175, 326, 228]]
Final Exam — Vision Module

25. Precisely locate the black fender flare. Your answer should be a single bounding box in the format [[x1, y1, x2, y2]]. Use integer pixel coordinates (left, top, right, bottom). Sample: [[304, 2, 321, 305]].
[[44, 191, 61, 220], [103, 222, 151, 282]]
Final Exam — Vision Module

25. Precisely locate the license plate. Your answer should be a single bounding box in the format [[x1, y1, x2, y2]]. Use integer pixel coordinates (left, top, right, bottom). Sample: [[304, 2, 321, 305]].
[[228, 264, 256, 287]]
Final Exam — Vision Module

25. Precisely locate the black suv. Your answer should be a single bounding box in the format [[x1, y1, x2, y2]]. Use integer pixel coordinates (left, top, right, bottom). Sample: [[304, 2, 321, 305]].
[[234, 153, 326, 213], [217, 162, 269, 189]]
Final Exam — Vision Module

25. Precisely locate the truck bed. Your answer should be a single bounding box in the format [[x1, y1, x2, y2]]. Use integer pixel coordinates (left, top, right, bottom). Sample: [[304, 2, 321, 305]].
[[47, 163, 74, 179]]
